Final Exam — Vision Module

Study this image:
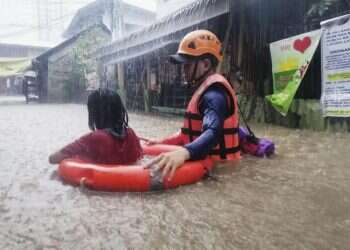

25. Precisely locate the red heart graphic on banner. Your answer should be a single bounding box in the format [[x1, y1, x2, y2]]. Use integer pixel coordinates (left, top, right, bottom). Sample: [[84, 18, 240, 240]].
[[293, 37, 311, 53]]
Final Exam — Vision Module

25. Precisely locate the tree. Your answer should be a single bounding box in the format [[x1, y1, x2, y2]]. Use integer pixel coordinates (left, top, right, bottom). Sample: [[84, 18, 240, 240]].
[[62, 25, 111, 102], [306, 0, 350, 19]]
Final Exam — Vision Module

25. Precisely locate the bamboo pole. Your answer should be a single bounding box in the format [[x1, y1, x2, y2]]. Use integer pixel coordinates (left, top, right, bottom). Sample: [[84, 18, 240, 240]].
[[143, 58, 151, 112], [237, 1, 245, 68], [218, 1, 234, 73], [345, 0, 350, 8], [117, 63, 126, 103]]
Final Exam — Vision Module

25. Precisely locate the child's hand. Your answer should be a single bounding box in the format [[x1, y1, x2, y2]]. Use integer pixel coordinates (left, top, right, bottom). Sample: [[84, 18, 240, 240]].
[[49, 151, 69, 164], [139, 137, 160, 145], [145, 139, 161, 145]]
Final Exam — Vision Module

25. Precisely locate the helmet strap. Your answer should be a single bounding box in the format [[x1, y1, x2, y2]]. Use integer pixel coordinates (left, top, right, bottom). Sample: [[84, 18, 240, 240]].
[[194, 67, 212, 83], [188, 57, 216, 85], [190, 63, 213, 85], [189, 61, 198, 84]]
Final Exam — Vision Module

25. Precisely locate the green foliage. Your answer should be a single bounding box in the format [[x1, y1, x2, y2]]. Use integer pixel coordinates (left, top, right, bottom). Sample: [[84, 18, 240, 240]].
[[306, 0, 347, 19], [62, 48, 87, 102], [62, 25, 111, 102]]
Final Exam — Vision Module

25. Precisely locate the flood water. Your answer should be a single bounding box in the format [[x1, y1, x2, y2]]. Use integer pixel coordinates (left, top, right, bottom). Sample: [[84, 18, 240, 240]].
[[0, 100, 350, 249]]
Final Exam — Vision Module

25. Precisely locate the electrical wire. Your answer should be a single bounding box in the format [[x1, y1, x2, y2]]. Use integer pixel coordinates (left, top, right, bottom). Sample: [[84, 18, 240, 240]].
[[0, 0, 95, 39]]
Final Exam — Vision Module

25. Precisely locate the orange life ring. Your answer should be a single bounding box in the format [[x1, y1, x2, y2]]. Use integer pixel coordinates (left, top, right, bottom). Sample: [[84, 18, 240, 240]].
[[58, 144, 214, 192]]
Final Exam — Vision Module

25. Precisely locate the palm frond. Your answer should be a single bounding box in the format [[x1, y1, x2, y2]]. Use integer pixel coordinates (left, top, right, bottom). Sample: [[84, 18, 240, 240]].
[[306, 0, 347, 19]]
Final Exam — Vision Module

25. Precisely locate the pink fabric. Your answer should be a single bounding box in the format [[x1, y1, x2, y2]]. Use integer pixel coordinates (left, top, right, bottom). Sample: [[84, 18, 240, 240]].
[[160, 130, 185, 145]]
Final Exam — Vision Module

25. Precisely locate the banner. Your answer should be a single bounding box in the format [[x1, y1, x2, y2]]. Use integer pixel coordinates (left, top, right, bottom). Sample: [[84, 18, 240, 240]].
[[266, 30, 322, 116], [0, 57, 31, 77], [321, 14, 350, 117]]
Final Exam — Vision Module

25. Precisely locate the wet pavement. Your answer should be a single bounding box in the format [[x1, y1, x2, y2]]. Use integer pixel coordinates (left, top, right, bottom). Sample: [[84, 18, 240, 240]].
[[0, 99, 350, 249]]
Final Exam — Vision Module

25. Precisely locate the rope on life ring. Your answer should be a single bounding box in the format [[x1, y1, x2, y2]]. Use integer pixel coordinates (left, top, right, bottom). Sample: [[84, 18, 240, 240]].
[[79, 177, 87, 189]]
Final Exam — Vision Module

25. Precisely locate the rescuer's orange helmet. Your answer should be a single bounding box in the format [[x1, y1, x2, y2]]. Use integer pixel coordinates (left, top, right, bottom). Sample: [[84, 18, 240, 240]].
[[170, 30, 223, 64]]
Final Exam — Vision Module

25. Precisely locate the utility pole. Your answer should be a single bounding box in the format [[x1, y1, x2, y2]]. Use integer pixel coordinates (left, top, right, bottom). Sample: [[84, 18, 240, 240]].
[[36, 0, 50, 42], [59, 0, 64, 33], [112, 0, 124, 40], [45, 0, 49, 41], [36, 0, 41, 41], [112, 0, 126, 104]]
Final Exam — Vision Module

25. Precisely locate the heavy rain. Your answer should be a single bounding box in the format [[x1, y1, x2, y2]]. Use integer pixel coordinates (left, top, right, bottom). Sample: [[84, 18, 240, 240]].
[[1, 0, 350, 249]]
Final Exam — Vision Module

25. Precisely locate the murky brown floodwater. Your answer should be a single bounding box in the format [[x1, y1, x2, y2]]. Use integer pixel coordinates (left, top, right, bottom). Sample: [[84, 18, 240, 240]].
[[0, 100, 350, 249]]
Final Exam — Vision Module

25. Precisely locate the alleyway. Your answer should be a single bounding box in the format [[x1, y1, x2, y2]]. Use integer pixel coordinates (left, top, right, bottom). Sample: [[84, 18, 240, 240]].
[[0, 99, 350, 249]]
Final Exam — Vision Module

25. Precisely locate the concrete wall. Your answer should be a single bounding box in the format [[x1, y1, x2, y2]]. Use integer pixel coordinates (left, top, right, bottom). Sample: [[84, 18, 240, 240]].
[[239, 95, 350, 132]]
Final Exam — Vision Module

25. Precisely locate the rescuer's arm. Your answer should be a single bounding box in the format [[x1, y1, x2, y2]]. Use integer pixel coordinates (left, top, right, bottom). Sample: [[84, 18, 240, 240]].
[[144, 87, 228, 180]]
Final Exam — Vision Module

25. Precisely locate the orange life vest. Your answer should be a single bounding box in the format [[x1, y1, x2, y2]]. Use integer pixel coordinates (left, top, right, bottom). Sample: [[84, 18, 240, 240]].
[[181, 73, 240, 161]]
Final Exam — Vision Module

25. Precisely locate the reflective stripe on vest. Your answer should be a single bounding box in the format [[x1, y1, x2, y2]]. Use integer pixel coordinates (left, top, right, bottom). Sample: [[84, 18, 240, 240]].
[[181, 73, 240, 161]]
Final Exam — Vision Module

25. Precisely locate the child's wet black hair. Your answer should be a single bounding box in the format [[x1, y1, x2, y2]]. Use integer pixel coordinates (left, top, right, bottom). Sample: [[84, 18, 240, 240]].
[[87, 88, 128, 138]]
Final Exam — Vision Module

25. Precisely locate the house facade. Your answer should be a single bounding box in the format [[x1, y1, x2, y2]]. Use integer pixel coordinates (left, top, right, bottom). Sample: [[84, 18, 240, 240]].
[[95, 0, 350, 131], [36, 25, 111, 102], [36, 0, 156, 102]]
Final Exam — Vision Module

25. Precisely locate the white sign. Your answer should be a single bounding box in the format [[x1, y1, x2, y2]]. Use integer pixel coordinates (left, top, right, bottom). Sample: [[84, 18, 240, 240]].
[[321, 14, 350, 117]]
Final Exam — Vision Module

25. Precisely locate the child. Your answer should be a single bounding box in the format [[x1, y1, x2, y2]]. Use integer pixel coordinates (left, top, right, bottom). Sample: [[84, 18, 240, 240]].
[[49, 88, 142, 165]]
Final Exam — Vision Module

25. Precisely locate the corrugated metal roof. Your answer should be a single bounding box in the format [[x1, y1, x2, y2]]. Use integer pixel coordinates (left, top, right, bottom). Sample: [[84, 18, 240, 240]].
[[96, 0, 230, 64], [101, 40, 178, 65], [0, 43, 50, 58], [37, 24, 111, 61], [36, 33, 81, 61]]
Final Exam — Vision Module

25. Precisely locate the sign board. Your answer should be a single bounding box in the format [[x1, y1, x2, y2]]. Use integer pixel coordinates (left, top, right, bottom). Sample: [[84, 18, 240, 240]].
[[266, 30, 322, 116]]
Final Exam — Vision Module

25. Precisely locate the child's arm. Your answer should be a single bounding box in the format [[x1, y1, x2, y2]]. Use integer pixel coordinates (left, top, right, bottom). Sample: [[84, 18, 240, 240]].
[[144, 130, 185, 146], [48, 132, 94, 164], [49, 151, 70, 164], [159, 130, 185, 145]]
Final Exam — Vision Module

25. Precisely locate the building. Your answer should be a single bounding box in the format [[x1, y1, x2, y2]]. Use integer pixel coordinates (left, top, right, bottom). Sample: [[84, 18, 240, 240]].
[[36, 25, 111, 102], [96, 0, 230, 111], [0, 43, 50, 58], [0, 43, 50, 96], [95, 0, 350, 131], [63, 0, 156, 40], [36, 0, 156, 102]]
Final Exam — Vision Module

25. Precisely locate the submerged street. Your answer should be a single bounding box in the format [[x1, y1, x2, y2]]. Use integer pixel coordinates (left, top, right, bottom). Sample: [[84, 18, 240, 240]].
[[1, 0, 350, 248], [0, 98, 349, 249]]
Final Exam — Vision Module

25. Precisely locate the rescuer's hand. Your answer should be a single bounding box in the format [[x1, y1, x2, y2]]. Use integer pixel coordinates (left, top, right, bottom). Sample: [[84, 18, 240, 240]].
[[144, 147, 190, 181]]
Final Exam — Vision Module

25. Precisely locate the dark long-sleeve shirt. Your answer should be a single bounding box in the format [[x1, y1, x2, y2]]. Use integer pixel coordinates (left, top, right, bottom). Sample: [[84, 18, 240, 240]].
[[184, 84, 232, 160]]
